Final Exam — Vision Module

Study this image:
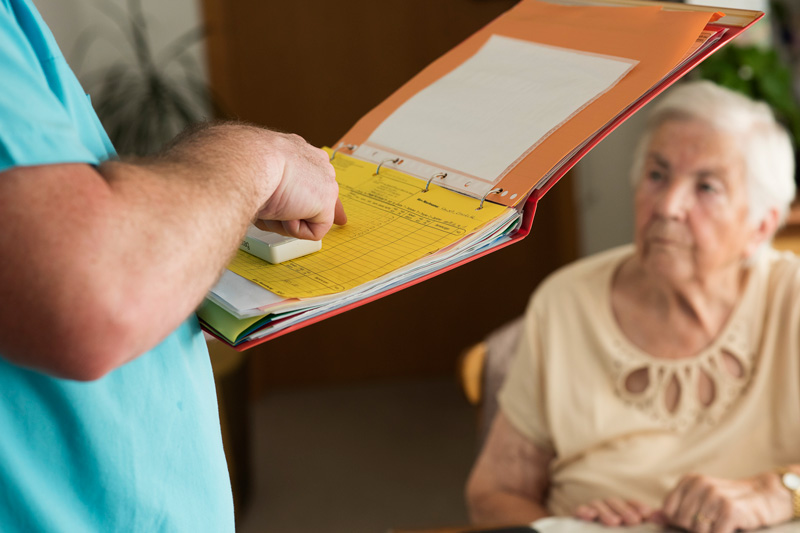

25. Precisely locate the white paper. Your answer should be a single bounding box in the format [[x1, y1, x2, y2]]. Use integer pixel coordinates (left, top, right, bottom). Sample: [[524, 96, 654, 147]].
[[532, 517, 800, 533], [367, 35, 637, 184], [209, 270, 283, 312], [533, 518, 661, 533], [210, 209, 520, 322]]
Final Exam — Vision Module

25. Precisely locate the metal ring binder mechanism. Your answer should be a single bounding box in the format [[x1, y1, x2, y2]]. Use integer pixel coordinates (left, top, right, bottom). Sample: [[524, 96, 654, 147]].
[[423, 172, 447, 192], [478, 188, 503, 210], [329, 144, 357, 161], [375, 157, 401, 175]]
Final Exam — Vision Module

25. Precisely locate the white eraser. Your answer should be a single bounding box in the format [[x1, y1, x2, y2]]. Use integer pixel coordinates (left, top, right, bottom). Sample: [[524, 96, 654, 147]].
[[239, 225, 322, 264]]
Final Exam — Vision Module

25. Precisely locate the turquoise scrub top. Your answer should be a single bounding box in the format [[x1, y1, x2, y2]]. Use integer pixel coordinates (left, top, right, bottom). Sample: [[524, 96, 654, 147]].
[[0, 1, 235, 530]]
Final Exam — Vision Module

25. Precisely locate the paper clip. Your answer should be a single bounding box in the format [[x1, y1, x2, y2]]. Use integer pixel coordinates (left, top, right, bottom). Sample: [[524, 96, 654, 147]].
[[477, 188, 503, 210], [423, 172, 447, 192], [329, 144, 357, 161], [375, 157, 401, 175]]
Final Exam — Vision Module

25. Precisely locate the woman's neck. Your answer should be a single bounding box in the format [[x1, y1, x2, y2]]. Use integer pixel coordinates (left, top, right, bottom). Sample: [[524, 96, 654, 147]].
[[612, 257, 747, 358]]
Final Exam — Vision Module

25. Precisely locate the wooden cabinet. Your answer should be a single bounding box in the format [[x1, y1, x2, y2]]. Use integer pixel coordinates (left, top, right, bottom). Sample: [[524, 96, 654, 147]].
[[201, 0, 579, 392]]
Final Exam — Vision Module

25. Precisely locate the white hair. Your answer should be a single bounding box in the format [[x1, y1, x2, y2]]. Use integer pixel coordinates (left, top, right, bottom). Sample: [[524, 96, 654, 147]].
[[630, 81, 796, 230]]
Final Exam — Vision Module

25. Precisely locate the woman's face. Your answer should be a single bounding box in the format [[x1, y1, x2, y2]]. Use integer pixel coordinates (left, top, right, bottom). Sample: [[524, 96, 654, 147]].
[[633, 118, 758, 284]]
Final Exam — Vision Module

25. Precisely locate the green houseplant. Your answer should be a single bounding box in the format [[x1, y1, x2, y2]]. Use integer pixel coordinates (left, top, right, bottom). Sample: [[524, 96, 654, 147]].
[[698, 44, 800, 152], [696, 0, 800, 185], [74, 0, 216, 156]]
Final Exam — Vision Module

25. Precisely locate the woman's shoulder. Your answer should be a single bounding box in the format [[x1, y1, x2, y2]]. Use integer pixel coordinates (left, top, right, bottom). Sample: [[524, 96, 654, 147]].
[[760, 247, 800, 292]]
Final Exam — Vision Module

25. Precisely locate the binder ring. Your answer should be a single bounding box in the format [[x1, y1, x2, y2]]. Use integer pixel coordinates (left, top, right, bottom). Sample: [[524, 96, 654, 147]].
[[375, 157, 401, 175], [423, 172, 447, 192], [477, 188, 504, 210], [329, 144, 357, 161]]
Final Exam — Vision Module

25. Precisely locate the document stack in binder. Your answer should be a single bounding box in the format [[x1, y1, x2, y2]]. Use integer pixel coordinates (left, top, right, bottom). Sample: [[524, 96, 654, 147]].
[[199, 0, 764, 349]]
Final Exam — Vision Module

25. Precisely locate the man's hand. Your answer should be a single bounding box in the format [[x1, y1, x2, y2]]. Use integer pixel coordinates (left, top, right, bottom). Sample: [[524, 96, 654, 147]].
[[248, 132, 346, 240], [574, 497, 656, 526], [657, 472, 792, 533]]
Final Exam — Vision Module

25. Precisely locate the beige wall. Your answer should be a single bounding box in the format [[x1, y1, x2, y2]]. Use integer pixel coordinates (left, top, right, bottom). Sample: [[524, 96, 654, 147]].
[[573, 113, 643, 256]]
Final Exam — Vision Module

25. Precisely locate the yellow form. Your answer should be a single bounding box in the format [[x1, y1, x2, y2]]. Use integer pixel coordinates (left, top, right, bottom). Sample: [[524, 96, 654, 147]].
[[226, 153, 509, 298]]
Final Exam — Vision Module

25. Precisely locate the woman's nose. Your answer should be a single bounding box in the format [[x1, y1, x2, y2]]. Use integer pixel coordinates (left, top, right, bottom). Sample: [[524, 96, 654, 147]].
[[654, 181, 693, 219]]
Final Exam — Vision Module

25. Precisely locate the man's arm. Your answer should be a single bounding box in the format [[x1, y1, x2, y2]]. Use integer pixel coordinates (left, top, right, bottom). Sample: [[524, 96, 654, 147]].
[[0, 123, 344, 380], [466, 411, 555, 525]]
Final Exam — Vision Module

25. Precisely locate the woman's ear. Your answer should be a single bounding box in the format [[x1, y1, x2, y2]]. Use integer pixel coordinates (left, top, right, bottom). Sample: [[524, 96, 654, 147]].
[[744, 207, 780, 258]]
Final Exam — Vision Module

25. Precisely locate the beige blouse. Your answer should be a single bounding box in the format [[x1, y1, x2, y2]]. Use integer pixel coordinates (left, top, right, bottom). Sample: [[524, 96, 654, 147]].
[[499, 245, 800, 516]]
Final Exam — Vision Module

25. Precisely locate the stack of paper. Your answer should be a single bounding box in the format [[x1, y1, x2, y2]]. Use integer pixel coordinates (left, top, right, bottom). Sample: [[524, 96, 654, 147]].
[[531, 517, 800, 533], [200, 153, 521, 345]]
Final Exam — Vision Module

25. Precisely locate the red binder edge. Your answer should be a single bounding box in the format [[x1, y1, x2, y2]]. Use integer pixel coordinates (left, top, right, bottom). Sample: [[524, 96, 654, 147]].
[[206, 19, 759, 351]]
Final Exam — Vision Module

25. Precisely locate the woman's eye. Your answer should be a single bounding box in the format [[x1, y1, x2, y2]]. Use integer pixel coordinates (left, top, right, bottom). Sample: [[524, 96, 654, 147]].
[[647, 170, 664, 182], [698, 182, 718, 194]]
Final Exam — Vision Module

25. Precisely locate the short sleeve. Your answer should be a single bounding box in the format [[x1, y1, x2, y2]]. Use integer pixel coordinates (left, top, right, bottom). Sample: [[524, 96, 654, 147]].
[[0, 1, 103, 171], [497, 298, 554, 452]]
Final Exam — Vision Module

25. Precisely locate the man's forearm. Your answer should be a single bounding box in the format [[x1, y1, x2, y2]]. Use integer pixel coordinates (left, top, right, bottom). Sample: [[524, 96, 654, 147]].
[[0, 122, 333, 378], [97, 123, 272, 309]]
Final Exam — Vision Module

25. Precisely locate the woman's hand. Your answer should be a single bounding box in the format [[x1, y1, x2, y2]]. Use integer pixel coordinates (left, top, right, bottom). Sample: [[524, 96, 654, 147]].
[[658, 472, 791, 533], [574, 498, 656, 526]]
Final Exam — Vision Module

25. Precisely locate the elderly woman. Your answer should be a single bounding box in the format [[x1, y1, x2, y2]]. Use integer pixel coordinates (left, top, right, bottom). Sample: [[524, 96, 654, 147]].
[[466, 81, 799, 533]]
